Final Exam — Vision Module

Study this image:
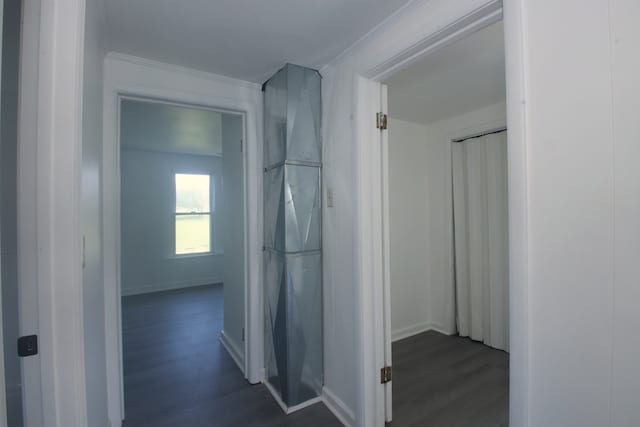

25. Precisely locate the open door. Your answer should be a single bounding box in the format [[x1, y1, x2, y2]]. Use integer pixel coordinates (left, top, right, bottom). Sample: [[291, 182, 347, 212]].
[[354, 74, 392, 427], [221, 113, 247, 375], [379, 83, 393, 423]]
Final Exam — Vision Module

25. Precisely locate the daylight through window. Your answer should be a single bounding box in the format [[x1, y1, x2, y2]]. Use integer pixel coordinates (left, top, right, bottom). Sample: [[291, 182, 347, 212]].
[[175, 173, 211, 255]]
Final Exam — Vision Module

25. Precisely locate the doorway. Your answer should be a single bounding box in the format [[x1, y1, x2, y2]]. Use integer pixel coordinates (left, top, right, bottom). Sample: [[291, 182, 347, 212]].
[[381, 20, 509, 425], [118, 98, 248, 424]]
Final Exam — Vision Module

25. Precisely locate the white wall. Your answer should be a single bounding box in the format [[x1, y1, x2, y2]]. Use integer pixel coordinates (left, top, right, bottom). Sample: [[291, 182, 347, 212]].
[[387, 118, 430, 341], [610, 2, 640, 423], [321, 65, 358, 421], [221, 114, 246, 364], [81, 0, 108, 425], [517, 0, 640, 425], [120, 149, 224, 295], [387, 103, 506, 342]]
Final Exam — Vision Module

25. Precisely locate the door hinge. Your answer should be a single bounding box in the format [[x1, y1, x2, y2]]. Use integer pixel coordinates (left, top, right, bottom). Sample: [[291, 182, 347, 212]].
[[380, 366, 392, 384], [376, 112, 388, 130]]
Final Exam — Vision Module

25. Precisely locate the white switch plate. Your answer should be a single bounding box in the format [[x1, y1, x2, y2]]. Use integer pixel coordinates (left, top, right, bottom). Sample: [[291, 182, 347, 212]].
[[327, 188, 335, 207]]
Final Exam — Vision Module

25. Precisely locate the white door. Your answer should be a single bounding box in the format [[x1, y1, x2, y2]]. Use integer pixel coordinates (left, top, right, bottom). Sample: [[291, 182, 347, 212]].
[[380, 83, 394, 423], [355, 74, 392, 427], [221, 113, 247, 373]]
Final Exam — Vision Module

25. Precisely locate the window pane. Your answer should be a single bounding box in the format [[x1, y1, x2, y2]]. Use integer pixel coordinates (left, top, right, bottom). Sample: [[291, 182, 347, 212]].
[[175, 173, 210, 213], [176, 214, 210, 254]]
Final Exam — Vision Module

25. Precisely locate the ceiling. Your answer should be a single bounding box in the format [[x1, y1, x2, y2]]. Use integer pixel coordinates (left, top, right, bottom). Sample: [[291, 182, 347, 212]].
[[120, 99, 231, 156], [105, 0, 412, 83], [386, 21, 506, 125]]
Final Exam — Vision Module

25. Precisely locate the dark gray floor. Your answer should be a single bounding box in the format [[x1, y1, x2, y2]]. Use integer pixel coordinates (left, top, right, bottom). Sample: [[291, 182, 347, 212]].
[[122, 284, 341, 427], [390, 330, 509, 427]]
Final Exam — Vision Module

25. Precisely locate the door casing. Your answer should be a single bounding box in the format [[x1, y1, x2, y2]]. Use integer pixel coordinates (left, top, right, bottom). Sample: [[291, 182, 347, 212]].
[[350, 1, 530, 425], [102, 54, 264, 426]]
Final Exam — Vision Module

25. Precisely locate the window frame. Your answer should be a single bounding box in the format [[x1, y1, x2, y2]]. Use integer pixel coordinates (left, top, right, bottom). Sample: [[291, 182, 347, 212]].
[[173, 172, 214, 257]]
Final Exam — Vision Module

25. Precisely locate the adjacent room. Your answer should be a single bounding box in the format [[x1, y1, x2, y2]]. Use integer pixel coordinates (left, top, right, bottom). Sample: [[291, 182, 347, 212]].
[[384, 21, 509, 426], [118, 99, 250, 425]]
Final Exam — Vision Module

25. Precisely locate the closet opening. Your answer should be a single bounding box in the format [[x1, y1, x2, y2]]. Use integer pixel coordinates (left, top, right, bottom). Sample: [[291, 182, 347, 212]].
[[382, 20, 509, 426]]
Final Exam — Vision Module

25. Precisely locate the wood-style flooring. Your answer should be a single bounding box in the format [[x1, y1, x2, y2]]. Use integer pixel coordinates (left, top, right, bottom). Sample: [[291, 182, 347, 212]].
[[390, 330, 509, 427], [121, 284, 341, 427]]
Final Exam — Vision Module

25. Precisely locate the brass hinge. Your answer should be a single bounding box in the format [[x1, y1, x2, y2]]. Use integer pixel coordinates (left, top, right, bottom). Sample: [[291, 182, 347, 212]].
[[376, 112, 388, 130], [380, 366, 392, 384]]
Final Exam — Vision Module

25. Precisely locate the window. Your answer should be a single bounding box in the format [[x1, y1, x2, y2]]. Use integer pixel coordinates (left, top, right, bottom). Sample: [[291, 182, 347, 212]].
[[175, 173, 211, 255]]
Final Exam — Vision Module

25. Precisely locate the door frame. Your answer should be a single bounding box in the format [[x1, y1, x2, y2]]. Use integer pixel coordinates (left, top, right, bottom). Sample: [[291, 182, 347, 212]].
[[353, 1, 530, 425], [16, 0, 87, 425], [0, 0, 6, 424], [102, 55, 264, 426]]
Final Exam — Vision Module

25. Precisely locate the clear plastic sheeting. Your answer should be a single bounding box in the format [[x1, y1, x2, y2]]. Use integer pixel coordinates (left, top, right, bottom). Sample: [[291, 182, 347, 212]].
[[263, 64, 323, 408]]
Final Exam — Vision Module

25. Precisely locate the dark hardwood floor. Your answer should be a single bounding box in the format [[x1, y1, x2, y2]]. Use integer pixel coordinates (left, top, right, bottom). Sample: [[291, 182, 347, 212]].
[[122, 284, 341, 427], [390, 330, 509, 427]]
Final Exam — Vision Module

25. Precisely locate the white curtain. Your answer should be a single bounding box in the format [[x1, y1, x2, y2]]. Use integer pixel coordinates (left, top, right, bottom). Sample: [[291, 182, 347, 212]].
[[451, 131, 509, 351]]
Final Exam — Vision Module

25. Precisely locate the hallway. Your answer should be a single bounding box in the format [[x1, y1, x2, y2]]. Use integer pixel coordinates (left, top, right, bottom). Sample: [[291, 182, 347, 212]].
[[121, 284, 341, 426]]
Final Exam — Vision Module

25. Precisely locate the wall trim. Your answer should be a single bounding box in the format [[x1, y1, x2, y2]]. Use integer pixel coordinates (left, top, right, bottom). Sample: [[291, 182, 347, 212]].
[[347, 1, 521, 425], [263, 381, 324, 415], [121, 279, 223, 297], [428, 322, 456, 336], [364, 2, 503, 81], [105, 52, 261, 91], [392, 323, 456, 342], [27, 0, 89, 425], [323, 387, 356, 427], [319, 0, 424, 71], [102, 54, 264, 427], [391, 322, 432, 342], [219, 331, 245, 374], [288, 396, 323, 413]]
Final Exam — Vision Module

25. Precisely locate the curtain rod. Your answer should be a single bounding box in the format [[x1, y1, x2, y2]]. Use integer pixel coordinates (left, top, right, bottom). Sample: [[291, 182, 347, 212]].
[[452, 127, 507, 143]]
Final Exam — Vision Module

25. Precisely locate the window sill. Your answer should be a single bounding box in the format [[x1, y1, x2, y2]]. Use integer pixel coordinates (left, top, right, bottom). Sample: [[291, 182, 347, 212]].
[[167, 251, 224, 260]]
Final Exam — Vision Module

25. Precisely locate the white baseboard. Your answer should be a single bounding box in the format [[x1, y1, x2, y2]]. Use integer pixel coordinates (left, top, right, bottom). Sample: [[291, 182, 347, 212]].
[[392, 322, 456, 342], [392, 321, 433, 342], [219, 330, 245, 374], [263, 379, 324, 415], [122, 278, 222, 296], [287, 396, 323, 414], [429, 322, 456, 336], [322, 387, 355, 427]]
